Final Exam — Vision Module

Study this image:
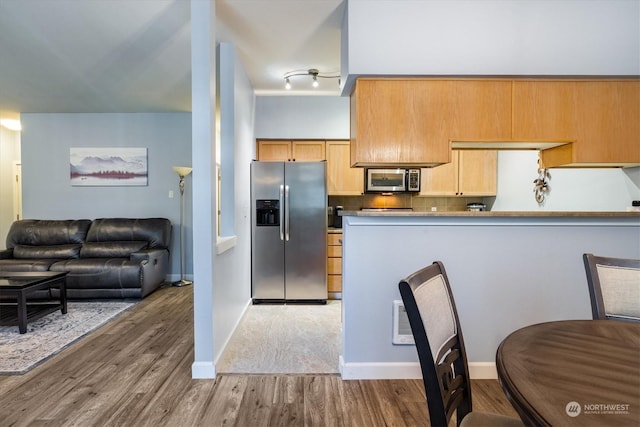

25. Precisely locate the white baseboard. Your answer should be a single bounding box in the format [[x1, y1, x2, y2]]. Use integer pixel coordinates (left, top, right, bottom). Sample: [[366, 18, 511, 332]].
[[192, 361, 216, 379], [339, 357, 497, 380], [469, 362, 498, 379]]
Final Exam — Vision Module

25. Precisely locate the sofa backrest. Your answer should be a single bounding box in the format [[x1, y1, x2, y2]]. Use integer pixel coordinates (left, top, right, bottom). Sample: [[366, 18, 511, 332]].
[[6, 219, 92, 259], [86, 218, 171, 250]]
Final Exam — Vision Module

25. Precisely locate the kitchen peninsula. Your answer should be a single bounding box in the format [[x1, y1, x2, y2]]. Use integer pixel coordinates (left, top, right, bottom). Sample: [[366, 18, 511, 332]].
[[338, 210, 640, 380]]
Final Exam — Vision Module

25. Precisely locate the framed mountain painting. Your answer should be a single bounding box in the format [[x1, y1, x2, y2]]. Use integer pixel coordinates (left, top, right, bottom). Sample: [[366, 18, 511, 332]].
[[70, 147, 148, 186]]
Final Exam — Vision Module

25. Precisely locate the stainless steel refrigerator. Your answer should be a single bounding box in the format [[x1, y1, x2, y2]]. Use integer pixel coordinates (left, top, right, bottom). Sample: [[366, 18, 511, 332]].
[[251, 161, 327, 303]]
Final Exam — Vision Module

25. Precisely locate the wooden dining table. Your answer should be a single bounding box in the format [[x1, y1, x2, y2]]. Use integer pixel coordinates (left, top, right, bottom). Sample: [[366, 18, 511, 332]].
[[496, 320, 640, 426]]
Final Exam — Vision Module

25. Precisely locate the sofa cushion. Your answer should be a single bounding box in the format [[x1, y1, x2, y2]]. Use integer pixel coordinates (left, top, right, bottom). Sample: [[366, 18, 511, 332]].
[[80, 241, 148, 258], [6, 219, 91, 248], [50, 259, 144, 289], [86, 218, 171, 249], [13, 244, 82, 259]]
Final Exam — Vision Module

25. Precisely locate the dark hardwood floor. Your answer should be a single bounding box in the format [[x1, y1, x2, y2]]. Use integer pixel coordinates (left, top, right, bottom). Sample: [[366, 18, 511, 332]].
[[0, 286, 519, 426]]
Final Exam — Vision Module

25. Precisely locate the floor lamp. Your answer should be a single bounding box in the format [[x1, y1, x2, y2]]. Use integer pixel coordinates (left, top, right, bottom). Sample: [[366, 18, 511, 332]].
[[172, 166, 192, 286]]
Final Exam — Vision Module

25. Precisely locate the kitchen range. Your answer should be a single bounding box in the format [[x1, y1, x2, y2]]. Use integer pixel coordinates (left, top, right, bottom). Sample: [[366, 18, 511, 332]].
[[250, 161, 327, 303]]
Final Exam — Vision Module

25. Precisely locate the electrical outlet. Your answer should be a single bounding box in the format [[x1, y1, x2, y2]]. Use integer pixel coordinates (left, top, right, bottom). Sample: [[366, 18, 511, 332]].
[[169, 190, 174, 198], [431, 207, 437, 212]]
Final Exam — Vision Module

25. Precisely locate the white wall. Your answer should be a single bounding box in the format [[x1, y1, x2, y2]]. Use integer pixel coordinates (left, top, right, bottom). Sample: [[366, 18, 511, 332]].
[[0, 127, 21, 248], [190, 1, 256, 378], [342, 0, 640, 92], [19, 112, 192, 277], [255, 96, 349, 139], [492, 151, 640, 211], [191, 0, 216, 378], [212, 43, 255, 367]]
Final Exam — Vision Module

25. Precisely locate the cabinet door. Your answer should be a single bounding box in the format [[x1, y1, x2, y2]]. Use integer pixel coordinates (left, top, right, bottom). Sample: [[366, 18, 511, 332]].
[[458, 150, 497, 196], [292, 141, 325, 161], [514, 80, 640, 166], [450, 80, 512, 140], [350, 79, 450, 166], [257, 140, 291, 161], [420, 150, 497, 196], [420, 153, 459, 196], [326, 140, 364, 195]]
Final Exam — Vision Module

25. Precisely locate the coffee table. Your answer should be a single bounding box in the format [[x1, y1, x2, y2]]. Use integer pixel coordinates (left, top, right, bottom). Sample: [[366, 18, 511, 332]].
[[0, 272, 68, 334]]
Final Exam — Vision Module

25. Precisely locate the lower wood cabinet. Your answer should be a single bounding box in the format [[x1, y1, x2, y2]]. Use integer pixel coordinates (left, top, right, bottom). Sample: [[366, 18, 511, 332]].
[[327, 232, 342, 297]]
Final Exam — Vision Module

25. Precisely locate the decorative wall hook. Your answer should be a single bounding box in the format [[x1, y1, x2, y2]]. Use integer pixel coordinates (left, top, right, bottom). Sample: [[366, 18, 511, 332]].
[[533, 159, 551, 204]]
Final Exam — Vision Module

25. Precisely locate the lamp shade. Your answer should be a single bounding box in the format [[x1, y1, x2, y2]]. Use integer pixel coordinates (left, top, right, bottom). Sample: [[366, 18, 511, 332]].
[[172, 166, 192, 177]]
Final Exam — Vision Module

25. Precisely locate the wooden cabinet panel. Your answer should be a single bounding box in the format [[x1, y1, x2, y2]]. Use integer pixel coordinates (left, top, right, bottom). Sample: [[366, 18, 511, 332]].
[[350, 79, 451, 166], [327, 275, 342, 293], [327, 233, 341, 246], [327, 245, 342, 258], [257, 140, 291, 161], [420, 150, 496, 196], [420, 153, 459, 196], [328, 257, 342, 275], [327, 232, 343, 296], [457, 150, 497, 196], [514, 80, 640, 167], [292, 141, 325, 161], [450, 80, 512, 141], [257, 140, 326, 162], [326, 140, 363, 195]]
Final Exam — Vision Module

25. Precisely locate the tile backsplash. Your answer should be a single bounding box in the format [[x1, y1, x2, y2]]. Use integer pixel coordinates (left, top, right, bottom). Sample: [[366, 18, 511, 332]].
[[329, 195, 494, 212]]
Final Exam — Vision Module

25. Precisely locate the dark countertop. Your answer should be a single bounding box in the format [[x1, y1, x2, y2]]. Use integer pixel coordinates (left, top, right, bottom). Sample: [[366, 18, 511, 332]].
[[340, 210, 640, 218]]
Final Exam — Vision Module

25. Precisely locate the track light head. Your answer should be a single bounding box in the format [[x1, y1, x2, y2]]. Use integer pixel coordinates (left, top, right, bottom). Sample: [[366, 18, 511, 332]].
[[283, 68, 339, 91]]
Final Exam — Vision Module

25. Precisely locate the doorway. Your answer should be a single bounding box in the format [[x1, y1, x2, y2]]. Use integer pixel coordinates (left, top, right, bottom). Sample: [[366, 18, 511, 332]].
[[13, 162, 22, 221]]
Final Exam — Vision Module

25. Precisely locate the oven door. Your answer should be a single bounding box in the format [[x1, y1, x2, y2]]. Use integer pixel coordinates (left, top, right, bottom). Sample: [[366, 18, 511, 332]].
[[366, 169, 407, 192]]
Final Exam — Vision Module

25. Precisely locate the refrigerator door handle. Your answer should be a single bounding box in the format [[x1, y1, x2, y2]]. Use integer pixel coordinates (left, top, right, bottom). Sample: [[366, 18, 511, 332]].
[[279, 184, 285, 241], [284, 185, 290, 241]]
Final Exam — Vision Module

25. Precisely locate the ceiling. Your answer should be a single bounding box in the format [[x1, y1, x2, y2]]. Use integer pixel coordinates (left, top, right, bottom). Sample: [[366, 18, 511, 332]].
[[0, 0, 345, 121]]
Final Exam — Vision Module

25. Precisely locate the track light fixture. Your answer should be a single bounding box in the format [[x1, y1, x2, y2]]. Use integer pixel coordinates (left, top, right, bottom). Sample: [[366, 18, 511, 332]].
[[283, 68, 340, 89]]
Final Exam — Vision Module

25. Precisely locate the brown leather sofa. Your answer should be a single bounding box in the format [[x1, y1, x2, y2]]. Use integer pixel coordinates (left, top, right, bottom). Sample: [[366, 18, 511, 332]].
[[0, 218, 171, 298]]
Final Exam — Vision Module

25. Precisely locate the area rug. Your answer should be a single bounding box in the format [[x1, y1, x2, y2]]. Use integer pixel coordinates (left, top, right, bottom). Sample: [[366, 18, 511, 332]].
[[216, 301, 341, 374], [0, 301, 135, 375]]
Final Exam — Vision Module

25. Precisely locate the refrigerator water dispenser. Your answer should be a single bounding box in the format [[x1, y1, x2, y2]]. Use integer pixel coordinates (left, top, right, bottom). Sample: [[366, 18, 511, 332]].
[[256, 199, 279, 226]]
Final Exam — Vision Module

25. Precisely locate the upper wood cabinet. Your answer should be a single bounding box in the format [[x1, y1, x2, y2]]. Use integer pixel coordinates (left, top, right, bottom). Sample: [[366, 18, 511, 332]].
[[449, 80, 512, 141], [326, 140, 363, 195], [292, 141, 325, 161], [257, 140, 325, 161], [350, 79, 511, 167], [350, 79, 451, 167], [420, 150, 497, 196], [513, 80, 640, 167], [257, 140, 291, 161], [351, 77, 638, 168]]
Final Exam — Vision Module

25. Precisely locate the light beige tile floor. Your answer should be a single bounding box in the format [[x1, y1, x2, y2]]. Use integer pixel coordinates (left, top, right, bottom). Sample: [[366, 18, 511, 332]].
[[216, 301, 341, 374]]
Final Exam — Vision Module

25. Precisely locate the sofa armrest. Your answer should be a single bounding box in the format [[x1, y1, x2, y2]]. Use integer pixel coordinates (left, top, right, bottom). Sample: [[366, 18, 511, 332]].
[[0, 248, 14, 259], [131, 248, 170, 297], [130, 248, 166, 265]]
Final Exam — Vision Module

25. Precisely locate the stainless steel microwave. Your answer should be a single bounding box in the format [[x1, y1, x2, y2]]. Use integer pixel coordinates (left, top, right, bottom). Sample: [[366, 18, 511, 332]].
[[365, 168, 421, 193]]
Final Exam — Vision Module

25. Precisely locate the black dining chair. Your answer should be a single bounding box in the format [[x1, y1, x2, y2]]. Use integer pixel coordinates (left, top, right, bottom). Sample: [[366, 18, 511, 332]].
[[583, 253, 640, 322], [399, 261, 523, 427]]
